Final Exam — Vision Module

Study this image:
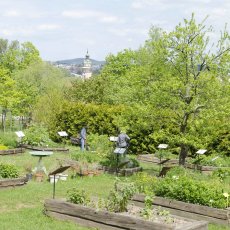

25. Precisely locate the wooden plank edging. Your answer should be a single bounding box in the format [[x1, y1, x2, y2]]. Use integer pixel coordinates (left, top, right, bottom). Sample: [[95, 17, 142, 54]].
[[44, 199, 207, 230], [0, 148, 25, 155], [0, 177, 27, 188], [22, 145, 69, 152], [132, 194, 229, 221]]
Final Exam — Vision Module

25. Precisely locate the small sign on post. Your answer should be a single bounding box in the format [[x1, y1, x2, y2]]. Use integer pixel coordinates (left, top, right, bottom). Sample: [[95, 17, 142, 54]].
[[158, 144, 168, 149], [49, 165, 71, 199], [15, 131, 25, 138], [58, 131, 68, 147], [109, 136, 118, 142], [15, 131, 25, 149], [196, 149, 207, 155], [58, 131, 68, 137], [157, 144, 168, 175]]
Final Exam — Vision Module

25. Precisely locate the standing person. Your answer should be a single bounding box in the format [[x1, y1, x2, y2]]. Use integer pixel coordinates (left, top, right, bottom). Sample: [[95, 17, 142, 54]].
[[80, 127, 87, 151], [117, 130, 130, 149]]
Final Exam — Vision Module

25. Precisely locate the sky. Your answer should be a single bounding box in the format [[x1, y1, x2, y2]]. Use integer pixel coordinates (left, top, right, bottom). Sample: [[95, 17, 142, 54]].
[[0, 0, 229, 62]]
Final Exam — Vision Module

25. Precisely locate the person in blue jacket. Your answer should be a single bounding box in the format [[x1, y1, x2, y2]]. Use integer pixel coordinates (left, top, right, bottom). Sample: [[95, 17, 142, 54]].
[[80, 127, 87, 151]]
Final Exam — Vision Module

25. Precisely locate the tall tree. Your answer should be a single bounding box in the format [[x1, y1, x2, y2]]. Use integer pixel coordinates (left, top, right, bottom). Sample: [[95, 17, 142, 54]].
[[149, 14, 230, 164]]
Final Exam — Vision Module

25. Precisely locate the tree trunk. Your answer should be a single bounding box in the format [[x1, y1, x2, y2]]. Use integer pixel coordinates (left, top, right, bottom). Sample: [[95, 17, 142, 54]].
[[179, 143, 188, 165]]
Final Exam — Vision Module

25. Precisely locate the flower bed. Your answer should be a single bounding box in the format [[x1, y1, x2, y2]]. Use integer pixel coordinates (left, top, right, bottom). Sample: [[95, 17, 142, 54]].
[[132, 194, 230, 226], [44, 199, 207, 230], [0, 177, 28, 189]]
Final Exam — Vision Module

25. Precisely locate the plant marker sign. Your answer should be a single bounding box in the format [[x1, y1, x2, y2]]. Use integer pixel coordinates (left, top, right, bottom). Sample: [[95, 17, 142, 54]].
[[196, 149, 207, 155], [158, 144, 168, 149], [57, 131, 68, 137], [15, 131, 25, 138]]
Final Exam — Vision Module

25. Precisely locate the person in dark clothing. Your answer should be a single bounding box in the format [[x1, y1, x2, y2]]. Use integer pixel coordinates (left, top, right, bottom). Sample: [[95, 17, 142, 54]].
[[80, 127, 87, 151], [117, 131, 130, 148]]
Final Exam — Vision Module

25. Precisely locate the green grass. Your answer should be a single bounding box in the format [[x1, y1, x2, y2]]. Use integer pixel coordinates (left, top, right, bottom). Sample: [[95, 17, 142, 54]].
[[0, 150, 115, 229], [0, 151, 230, 229]]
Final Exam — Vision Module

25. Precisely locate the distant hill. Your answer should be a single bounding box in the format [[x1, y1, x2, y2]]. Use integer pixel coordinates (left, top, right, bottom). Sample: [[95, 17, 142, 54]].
[[55, 58, 105, 66]]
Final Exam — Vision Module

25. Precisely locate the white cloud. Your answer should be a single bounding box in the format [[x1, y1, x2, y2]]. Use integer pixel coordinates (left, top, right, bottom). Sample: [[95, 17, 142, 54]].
[[99, 16, 121, 23], [3, 10, 21, 17], [38, 24, 61, 31], [2, 29, 13, 36], [108, 27, 147, 37], [62, 10, 101, 18], [62, 9, 122, 24]]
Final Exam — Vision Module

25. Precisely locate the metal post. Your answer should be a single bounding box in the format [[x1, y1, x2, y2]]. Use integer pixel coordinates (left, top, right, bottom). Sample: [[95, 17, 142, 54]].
[[53, 174, 56, 199], [116, 154, 119, 176]]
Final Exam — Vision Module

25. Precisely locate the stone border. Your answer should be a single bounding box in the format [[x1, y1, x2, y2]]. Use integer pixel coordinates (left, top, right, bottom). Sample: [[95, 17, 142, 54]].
[[0, 148, 25, 155], [0, 177, 28, 189], [132, 194, 230, 226], [44, 199, 208, 230]]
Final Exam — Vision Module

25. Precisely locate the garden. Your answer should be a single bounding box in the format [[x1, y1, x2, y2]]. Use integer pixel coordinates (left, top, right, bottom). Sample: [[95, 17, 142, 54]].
[[0, 13, 230, 230], [0, 127, 230, 229]]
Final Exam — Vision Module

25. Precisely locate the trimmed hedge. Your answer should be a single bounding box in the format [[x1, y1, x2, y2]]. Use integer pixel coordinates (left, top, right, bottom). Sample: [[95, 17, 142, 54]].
[[49, 102, 123, 141], [48, 102, 158, 154]]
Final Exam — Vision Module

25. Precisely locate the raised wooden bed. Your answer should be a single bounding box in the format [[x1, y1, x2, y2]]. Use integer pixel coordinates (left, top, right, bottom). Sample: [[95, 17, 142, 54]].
[[22, 144, 69, 152], [102, 166, 142, 176], [0, 148, 25, 155], [137, 154, 179, 165], [0, 177, 27, 189], [132, 194, 230, 226], [44, 199, 208, 230], [185, 163, 229, 174]]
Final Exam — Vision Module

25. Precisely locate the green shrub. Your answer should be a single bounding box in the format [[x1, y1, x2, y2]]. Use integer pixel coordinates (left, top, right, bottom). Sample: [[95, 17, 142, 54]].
[[48, 102, 122, 142], [0, 145, 8, 150], [212, 168, 230, 182], [106, 179, 137, 212], [154, 175, 229, 208], [67, 188, 90, 205], [87, 133, 112, 157], [0, 163, 19, 178], [132, 172, 157, 194], [188, 155, 230, 167], [0, 132, 17, 148], [100, 154, 140, 169], [22, 123, 55, 146], [71, 152, 100, 163]]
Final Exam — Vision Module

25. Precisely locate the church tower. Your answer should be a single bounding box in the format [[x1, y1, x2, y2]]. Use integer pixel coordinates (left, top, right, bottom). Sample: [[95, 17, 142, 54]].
[[82, 50, 92, 79]]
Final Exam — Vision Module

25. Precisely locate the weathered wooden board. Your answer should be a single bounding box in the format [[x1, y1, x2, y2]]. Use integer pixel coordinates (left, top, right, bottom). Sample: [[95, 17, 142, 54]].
[[0, 148, 25, 155], [44, 199, 207, 230], [22, 145, 69, 152], [102, 166, 142, 176], [132, 194, 230, 225], [0, 177, 27, 188], [137, 155, 179, 165]]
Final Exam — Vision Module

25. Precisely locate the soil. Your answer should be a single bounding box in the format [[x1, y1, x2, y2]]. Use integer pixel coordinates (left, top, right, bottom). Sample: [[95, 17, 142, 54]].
[[120, 204, 192, 227]]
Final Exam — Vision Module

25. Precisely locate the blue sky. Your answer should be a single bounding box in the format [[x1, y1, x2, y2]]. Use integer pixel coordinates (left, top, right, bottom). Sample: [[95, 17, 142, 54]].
[[0, 0, 229, 61]]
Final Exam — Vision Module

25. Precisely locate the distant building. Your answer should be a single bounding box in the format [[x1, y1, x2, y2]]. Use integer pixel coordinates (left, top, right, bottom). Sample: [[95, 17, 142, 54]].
[[82, 50, 92, 79]]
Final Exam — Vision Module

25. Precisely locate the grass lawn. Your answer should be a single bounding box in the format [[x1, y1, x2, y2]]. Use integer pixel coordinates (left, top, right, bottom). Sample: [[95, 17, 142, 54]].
[[0, 150, 229, 230]]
